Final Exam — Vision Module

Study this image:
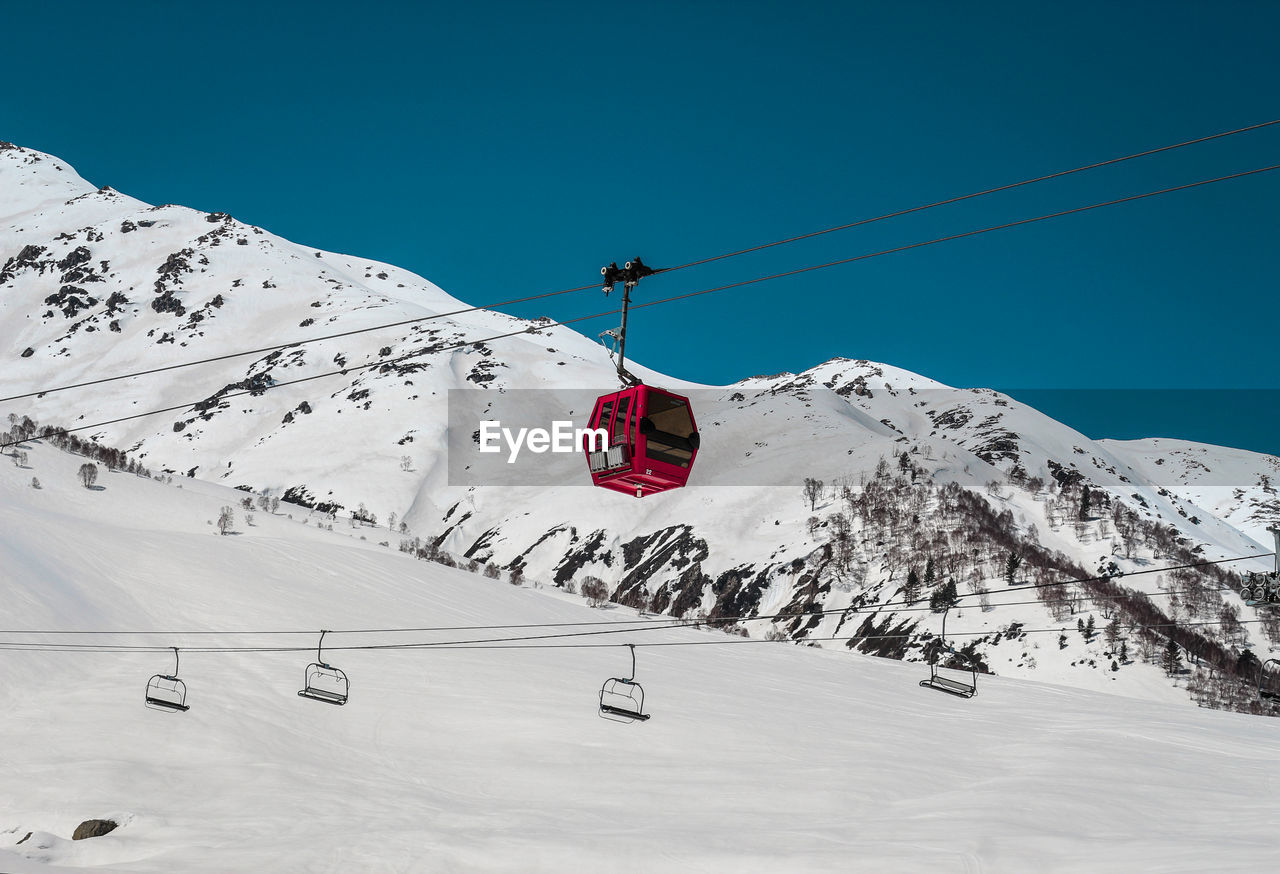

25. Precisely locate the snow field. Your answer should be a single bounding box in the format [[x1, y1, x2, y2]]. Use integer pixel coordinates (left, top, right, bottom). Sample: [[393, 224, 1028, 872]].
[[2, 441, 1279, 872]]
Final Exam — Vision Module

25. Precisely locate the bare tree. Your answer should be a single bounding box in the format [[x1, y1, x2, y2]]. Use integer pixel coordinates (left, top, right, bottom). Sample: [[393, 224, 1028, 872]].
[[803, 477, 824, 511], [217, 506, 235, 535], [78, 463, 98, 489], [581, 576, 610, 607], [827, 512, 853, 571]]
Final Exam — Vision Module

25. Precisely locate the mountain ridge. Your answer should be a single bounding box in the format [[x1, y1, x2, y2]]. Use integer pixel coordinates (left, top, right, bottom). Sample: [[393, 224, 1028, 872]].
[[2, 141, 1277, 712]]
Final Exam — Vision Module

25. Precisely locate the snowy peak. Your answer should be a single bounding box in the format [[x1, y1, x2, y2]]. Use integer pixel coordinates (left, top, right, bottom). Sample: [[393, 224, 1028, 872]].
[[0, 141, 103, 220]]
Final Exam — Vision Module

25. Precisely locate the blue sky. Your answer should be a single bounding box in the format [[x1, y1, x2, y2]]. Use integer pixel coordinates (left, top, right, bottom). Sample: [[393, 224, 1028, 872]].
[[2, 1, 1277, 452]]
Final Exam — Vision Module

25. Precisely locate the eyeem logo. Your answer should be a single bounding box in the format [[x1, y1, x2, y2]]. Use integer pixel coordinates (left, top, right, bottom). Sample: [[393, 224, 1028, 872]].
[[479, 420, 608, 463]]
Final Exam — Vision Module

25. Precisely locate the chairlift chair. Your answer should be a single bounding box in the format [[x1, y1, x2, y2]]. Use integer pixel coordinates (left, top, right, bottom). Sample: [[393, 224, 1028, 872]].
[[599, 644, 650, 722], [298, 630, 349, 706], [1259, 658, 1280, 702], [919, 607, 978, 699], [145, 647, 190, 712], [920, 648, 979, 699]]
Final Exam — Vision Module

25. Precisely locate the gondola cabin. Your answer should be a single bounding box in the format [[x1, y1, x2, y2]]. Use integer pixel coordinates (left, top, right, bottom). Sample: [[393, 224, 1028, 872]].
[[584, 385, 699, 498]]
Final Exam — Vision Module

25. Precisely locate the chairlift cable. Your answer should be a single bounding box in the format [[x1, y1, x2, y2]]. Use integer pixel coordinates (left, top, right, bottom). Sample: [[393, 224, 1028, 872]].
[[0, 282, 598, 406], [0, 308, 613, 449], [621, 164, 1280, 317], [1, 614, 1276, 656], [661, 119, 1280, 274], [0, 553, 1269, 640]]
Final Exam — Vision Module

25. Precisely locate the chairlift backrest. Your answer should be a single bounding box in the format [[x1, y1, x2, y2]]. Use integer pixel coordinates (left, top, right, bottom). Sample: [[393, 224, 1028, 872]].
[[145, 648, 190, 712]]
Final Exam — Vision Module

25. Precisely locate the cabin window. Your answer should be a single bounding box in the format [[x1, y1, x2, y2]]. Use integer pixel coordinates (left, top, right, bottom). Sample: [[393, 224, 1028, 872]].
[[643, 393, 695, 467], [610, 396, 631, 444]]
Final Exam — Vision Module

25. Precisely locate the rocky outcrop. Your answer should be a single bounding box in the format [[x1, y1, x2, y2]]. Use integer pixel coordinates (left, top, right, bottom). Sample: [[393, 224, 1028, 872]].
[[72, 819, 118, 840]]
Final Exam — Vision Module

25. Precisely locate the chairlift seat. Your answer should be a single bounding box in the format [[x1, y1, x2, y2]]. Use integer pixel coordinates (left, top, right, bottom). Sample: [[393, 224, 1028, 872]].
[[600, 703, 651, 721], [298, 687, 348, 706], [146, 696, 190, 712], [919, 672, 976, 699]]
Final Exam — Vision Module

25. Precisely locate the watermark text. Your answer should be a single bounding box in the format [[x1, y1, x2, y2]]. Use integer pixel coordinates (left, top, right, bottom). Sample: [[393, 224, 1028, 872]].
[[479, 420, 608, 463]]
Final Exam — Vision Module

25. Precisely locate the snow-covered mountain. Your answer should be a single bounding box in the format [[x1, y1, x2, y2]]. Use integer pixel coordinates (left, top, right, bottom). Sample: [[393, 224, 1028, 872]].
[[2, 141, 1278, 713]]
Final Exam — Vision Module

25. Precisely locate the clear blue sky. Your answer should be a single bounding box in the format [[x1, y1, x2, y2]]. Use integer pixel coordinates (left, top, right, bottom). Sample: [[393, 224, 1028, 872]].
[[2, 1, 1277, 452]]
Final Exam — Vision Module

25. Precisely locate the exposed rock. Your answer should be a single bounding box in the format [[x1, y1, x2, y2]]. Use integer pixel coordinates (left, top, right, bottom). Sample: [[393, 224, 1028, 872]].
[[44, 285, 98, 318], [104, 291, 129, 314], [72, 819, 118, 840], [57, 246, 92, 272]]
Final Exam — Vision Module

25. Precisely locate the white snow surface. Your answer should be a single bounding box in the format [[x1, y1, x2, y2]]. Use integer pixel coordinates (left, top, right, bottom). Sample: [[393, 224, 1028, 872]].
[[2, 440, 1280, 873]]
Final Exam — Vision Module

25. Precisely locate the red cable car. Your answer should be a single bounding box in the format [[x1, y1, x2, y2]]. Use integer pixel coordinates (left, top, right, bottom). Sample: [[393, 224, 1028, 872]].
[[585, 384, 699, 498], [584, 257, 700, 498]]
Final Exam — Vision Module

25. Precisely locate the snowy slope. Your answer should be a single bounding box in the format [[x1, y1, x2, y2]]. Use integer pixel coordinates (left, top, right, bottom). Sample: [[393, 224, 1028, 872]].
[[1101, 437, 1280, 543], [3, 439, 1280, 874], [2, 140, 1278, 713]]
